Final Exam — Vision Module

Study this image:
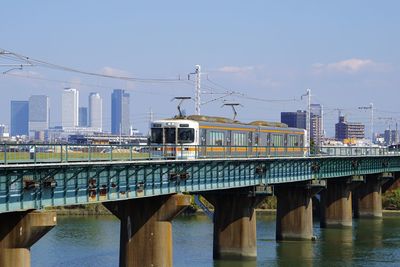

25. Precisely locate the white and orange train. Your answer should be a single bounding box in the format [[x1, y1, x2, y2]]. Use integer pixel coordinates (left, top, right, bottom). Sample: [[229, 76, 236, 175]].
[[150, 115, 307, 159]]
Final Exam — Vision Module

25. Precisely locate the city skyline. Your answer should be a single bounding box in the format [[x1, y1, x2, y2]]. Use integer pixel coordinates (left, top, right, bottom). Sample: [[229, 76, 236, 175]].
[[1, 1, 400, 136]]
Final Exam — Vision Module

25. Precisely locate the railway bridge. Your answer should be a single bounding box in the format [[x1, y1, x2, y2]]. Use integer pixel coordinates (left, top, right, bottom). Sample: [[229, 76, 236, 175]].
[[0, 144, 399, 266]]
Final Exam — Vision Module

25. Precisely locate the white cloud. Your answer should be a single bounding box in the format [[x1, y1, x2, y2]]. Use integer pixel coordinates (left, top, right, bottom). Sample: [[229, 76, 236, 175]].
[[217, 65, 255, 74], [313, 58, 383, 73], [101, 66, 130, 77]]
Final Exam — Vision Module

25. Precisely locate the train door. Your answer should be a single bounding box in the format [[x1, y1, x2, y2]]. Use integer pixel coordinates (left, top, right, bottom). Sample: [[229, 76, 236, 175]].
[[163, 127, 176, 158], [200, 129, 206, 157], [248, 132, 253, 156]]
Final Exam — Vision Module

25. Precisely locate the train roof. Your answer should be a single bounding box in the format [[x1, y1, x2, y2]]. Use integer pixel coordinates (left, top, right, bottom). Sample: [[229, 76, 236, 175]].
[[156, 115, 304, 134], [171, 115, 289, 128]]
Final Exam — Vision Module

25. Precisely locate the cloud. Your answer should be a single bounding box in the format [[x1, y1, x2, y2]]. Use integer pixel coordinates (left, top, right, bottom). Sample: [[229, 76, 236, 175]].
[[101, 66, 130, 77], [312, 58, 384, 73], [217, 65, 255, 74]]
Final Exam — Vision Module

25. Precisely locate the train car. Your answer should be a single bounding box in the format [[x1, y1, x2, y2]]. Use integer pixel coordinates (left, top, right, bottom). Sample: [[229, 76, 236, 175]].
[[150, 115, 307, 159]]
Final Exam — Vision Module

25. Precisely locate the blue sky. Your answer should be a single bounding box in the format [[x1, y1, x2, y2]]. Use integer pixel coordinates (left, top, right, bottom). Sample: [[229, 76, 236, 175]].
[[1, 1, 400, 136]]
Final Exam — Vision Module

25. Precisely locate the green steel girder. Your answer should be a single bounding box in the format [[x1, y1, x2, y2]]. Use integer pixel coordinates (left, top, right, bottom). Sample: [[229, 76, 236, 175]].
[[1, 155, 400, 213]]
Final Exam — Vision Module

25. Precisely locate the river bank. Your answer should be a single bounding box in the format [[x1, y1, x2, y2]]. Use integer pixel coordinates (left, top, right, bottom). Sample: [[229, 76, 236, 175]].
[[48, 204, 400, 216]]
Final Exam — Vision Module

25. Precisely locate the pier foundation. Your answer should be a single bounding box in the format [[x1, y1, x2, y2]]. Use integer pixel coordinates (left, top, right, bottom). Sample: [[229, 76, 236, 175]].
[[354, 174, 383, 218], [104, 194, 190, 267], [203, 188, 265, 260], [320, 177, 353, 228], [275, 185, 313, 240], [0, 210, 57, 267]]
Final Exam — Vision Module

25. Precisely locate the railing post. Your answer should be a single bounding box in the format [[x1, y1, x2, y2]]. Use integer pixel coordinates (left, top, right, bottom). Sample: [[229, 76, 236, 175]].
[[4, 144, 7, 164], [110, 145, 113, 161], [88, 144, 91, 162], [60, 144, 63, 162], [34, 144, 37, 163], [66, 144, 68, 162], [130, 145, 133, 161]]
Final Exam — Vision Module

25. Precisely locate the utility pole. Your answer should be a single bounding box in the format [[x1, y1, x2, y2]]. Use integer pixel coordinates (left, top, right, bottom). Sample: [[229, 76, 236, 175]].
[[188, 65, 201, 115], [358, 103, 374, 143], [302, 89, 311, 152]]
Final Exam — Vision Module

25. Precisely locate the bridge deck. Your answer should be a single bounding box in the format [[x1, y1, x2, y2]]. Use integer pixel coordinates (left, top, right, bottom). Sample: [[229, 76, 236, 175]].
[[0, 148, 399, 213]]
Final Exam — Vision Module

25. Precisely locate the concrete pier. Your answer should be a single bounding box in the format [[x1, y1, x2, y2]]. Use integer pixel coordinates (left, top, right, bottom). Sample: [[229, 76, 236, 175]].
[[275, 185, 313, 241], [203, 188, 265, 260], [0, 210, 57, 267], [104, 194, 190, 267], [320, 178, 353, 228], [354, 174, 383, 218]]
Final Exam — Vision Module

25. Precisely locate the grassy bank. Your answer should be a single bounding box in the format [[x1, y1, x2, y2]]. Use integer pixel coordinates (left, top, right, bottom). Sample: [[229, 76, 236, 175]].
[[47, 189, 400, 216]]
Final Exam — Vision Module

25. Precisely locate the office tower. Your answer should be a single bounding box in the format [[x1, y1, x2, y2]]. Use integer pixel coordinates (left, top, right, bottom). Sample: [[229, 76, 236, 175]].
[[111, 89, 130, 135], [89, 92, 103, 131], [384, 129, 399, 145], [280, 110, 307, 129], [79, 107, 88, 127], [335, 116, 365, 141], [29, 95, 50, 132], [10, 101, 29, 136], [310, 104, 324, 146], [62, 88, 79, 128]]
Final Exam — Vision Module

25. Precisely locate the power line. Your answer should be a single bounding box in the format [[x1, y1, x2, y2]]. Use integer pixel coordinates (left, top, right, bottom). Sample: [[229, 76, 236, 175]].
[[0, 48, 182, 83]]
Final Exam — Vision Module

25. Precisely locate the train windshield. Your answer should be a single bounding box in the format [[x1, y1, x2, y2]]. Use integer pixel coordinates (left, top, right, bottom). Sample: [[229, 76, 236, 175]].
[[178, 128, 194, 143], [150, 128, 163, 143], [165, 128, 176, 144]]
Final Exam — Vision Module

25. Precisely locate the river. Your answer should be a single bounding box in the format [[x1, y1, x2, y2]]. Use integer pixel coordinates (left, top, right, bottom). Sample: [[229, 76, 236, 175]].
[[31, 213, 400, 266]]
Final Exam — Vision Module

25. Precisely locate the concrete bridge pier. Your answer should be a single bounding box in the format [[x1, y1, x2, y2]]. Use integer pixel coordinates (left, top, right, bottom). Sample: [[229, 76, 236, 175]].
[[203, 188, 265, 260], [0, 210, 57, 267], [275, 184, 318, 241], [320, 177, 353, 228], [104, 194, 190, 267], [354, 174, 383, 218]]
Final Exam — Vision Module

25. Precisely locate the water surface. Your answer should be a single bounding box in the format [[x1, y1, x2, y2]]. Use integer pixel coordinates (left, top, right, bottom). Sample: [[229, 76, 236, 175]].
[[32, 214, 400, 266]]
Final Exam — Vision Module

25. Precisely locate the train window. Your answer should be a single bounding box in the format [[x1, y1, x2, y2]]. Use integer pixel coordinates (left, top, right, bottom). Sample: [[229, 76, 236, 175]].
[[232, 132, 247, 146], [271, 134, 284, 147], [209, 131, 225, 146], [288, 135, 299, 147], [151, 128, 162, 143], [164, 128, 176, 144], [178, 128, 194, 143]]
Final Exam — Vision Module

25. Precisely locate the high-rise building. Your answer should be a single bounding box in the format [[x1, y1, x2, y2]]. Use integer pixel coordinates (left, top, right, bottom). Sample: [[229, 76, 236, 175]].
[[335, 116, 365, 141], [29, 95, 50, 133], [62, 88, 79, 128], [310, 104, 324, 146], [10, 101, 29, 136], [89, 92, 103, 132], [79, 107, 88, 127], [281, 110, 306, 129], [384, 129, 399, 145], [111, 89, 130, 135]]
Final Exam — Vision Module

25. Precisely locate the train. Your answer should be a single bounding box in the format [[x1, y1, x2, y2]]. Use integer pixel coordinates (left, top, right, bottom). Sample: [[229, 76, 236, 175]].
[[150, 115, 307, 159]]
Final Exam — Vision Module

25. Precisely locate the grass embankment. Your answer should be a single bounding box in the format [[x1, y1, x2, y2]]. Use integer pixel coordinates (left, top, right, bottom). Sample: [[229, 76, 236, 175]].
[[383, 189, 400, 210], [47, 203, 112, 215], [48, 189, 400, 216]]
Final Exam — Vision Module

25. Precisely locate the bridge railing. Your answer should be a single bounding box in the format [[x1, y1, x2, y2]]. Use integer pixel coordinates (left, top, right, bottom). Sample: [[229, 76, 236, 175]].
[[315, 146, 390, 157], [0, 144, 398, 164]]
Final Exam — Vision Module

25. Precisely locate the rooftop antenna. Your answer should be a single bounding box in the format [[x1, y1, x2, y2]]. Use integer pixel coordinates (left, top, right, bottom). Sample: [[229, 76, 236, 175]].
[[172, 97, 191, 117], [221, 103, 242, 120]]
